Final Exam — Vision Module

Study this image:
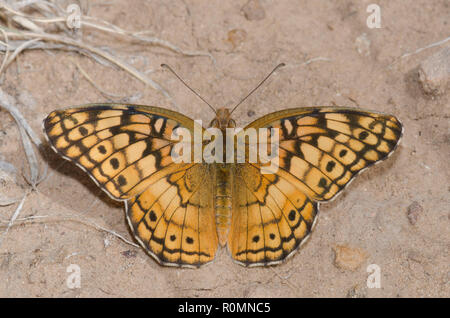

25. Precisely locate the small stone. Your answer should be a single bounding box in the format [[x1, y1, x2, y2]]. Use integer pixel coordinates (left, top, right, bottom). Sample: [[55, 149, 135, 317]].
[[346, 285, 367, 298], [247, 110, 255, 117], [121, 250, 137, 258], [227, 29, 247, 49], [333, 245, 368, 271], [418, 46, 450, 95], [406, 201, 423, 225], [241, 0, 266, 21], [407, 250, 424, 263]]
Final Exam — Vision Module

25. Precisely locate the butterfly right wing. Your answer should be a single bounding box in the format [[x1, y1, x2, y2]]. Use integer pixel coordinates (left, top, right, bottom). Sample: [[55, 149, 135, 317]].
[[229, 163, 318, 266], [228, 106, 402, 266]]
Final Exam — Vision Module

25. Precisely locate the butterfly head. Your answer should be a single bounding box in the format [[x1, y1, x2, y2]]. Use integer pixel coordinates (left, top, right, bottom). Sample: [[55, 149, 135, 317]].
[[209, 108, 236, 130]]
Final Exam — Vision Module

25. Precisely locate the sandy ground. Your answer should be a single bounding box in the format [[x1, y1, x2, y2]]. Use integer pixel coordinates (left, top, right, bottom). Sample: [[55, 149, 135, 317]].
[[0, 0, 449, 297]]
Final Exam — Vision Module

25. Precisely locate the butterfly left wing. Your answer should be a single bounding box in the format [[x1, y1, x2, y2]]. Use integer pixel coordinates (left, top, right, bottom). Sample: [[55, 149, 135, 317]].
[[126, 163, 217, 267], [228, 106, 402, 266], [44, 104, 218, 267]]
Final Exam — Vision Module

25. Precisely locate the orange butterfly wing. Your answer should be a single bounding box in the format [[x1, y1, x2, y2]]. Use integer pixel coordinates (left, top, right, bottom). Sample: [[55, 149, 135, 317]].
[[228, 107, 402, 266], [44, 104, 218, 267]]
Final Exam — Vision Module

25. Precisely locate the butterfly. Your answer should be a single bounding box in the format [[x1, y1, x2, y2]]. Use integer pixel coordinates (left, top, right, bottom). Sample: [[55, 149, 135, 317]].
[[43, 66, 402, 268], [43, 102, 402, 267]]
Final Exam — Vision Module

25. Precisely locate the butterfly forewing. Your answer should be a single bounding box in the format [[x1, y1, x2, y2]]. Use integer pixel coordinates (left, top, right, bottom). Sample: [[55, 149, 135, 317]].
[[246, 107, 402, 201], [44, 104, 196, 200]]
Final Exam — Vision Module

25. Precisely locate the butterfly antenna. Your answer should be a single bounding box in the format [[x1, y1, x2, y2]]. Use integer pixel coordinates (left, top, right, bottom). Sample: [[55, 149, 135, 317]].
[[161, 64, 217, 114], [229, 63, 285, 115]]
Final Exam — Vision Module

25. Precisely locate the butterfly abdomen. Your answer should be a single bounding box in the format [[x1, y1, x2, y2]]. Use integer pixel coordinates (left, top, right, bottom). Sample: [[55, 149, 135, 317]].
[[215, 164, 233, 246]]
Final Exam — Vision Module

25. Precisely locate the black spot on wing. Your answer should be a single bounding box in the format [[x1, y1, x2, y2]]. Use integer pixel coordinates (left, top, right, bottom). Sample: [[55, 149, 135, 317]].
[[318, 177, 327, 188], [98, 145, 107, 154], [288, 210, 296, 221], [149, 210, 157, 222], [110, 158, 119, 170], [326, 161, 336, 172], [78, 126, 88, 136], [186, 237, 194, 244], [359, 131, 369, 140], [118, 175, 127, 186]]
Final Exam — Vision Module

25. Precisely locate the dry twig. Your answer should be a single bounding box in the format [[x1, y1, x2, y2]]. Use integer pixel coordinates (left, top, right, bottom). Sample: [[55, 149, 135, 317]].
[[0, 213, 139, 248], [0, 1, 215, 105], [0, 191, 29, 249], [0, 88, 42, 188]]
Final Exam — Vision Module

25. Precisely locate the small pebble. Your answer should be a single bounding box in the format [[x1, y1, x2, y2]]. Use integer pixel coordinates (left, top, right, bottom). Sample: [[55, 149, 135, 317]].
[[407, 250, 424, 263], [227, 29, 247, 49], [418, 46, 450, 95], [121, 250, 137, 258], [247, 110, 255, 117], [407, 201, 423, 225], [346, 285, 367, 298], [333, 245, 367, 271], [241, 0, 266, 21]]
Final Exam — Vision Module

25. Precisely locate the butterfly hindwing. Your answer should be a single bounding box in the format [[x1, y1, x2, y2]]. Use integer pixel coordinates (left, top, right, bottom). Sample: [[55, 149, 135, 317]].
[[126, 164, 217, 267], [229, 163, 318, 266], [228, 107, 402, 266]]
